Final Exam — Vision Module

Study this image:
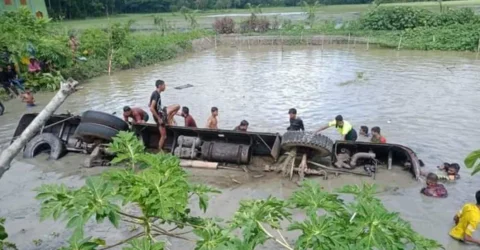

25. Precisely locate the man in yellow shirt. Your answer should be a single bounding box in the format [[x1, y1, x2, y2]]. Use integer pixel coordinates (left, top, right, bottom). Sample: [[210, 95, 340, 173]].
[[449, 191, 480, 245], [316, 115, 357, 141]]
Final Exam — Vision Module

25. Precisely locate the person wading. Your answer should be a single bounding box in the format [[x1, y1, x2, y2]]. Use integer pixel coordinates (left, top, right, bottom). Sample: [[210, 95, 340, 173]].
[[316, 115, 357, 141], [287, 108, 304, 131], [206, 107, 219, 129], [450, 190, 480, 245]]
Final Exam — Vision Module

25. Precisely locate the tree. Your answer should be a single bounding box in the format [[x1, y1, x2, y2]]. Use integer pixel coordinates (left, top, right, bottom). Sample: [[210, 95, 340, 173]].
[[34, 131, 443, 249], [301, 1, 320, 27]]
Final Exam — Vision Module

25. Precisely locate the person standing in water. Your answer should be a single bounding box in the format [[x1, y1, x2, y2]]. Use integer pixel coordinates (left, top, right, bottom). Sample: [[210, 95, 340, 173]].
[[450, 190, 480, 245], [287, 108, 304, 131], [371, 126, 386, 143], [316, 115, 357, 141], [149, 80, 168, 150], [21, 89, 35, 107], [206, 107, 219, 129]]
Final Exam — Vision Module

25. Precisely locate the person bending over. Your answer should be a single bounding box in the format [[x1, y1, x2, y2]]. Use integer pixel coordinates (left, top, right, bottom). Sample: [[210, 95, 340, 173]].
[[180, 106, 197, 128], [316, 115, 357, 141], [123, 106, 149, 124], [234, 120, 249, 132]]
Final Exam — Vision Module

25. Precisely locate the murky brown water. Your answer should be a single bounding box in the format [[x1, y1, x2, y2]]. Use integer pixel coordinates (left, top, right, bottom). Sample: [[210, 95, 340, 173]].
[[1, 45, 480, 249]]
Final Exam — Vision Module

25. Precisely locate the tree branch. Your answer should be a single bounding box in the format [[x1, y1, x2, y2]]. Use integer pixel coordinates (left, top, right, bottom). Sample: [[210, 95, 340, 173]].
[[100, 232, 145, 250], [118, 211, 144, 220], [151, 228, 194, 241]]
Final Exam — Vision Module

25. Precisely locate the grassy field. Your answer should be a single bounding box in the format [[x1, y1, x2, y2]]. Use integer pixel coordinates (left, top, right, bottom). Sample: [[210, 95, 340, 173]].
[[59, 0, 480, 30]]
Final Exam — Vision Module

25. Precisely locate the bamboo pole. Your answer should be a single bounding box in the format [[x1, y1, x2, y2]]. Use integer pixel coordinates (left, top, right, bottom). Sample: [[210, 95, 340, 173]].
[[397, 35, 403, 51], [214, 33, 217, 49], [347, 33, 351, 49]]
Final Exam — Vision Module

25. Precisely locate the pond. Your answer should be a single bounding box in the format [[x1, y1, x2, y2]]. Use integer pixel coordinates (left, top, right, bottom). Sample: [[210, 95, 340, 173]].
[[1, 45, 480, 249]]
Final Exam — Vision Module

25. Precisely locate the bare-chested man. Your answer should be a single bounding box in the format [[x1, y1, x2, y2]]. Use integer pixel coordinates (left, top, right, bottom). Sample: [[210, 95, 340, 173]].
[[206, 107, 218, 129]]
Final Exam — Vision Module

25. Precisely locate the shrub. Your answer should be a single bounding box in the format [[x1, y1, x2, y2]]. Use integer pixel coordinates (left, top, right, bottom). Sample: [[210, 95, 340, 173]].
[[360, 7, 434, 30], [213, 17, 236, 34], [360, 6, 480, 31], [401, 23, 480, 51], [240, 14, 271, 33]]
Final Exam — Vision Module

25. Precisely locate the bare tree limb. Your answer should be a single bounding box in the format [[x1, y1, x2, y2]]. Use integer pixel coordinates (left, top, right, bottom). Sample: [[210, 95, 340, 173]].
[[0, 78, 79, 179]]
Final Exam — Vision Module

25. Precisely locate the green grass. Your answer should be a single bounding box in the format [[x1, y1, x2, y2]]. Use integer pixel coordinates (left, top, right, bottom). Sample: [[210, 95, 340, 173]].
[[58, 0, 480, 30]]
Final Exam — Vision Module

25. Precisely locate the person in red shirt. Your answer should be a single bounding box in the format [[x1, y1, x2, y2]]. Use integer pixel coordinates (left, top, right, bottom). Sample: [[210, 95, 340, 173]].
[[180, 106, 197, 128], [123, 106, 149, 124], [371, 126, 386, 143]]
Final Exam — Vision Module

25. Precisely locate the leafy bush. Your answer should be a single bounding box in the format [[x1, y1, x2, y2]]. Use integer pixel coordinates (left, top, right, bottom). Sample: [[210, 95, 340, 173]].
[[360, 7, 479, 30], [400, 23, 480, 51], [0, 218, 16, 249], [24, 71, 64, 91], [213, 17, 236, 34], [360, 7, 434, 30], [34, 131, 443, 249]]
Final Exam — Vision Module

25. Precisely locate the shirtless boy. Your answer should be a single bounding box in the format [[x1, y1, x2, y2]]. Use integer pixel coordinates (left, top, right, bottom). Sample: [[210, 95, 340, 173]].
[[22, 89, 35, 107], [206, 107, 218, 129]]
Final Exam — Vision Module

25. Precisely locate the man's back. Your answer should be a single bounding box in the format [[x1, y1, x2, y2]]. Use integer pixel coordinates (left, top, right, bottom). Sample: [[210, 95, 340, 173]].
[[450, 203, 480, 240]]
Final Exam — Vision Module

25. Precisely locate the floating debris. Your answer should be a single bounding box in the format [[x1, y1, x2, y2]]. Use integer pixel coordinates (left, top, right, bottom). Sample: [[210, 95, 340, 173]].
[[174, 84, 194, 90]]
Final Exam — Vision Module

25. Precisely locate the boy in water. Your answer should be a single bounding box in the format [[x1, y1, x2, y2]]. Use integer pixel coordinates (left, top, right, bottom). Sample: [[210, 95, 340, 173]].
[[420, 173, 448, 198], [234, 120, 249, 132], [450, 190, 480, 245], [371, 126, 386, 143], [287, 108, 304, 131], [21, 89, 35, 107], [359, 126, 369, 137], [206, 107, 219, 129], [438, 162, 461, 181]]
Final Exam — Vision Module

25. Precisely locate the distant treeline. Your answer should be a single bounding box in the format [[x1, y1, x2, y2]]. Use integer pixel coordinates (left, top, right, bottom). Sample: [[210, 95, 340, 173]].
[[45, 0, 447, 19]]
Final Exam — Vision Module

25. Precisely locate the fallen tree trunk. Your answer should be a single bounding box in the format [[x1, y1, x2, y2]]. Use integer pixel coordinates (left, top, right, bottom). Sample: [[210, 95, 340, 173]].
[[0, 78, 79, 179]]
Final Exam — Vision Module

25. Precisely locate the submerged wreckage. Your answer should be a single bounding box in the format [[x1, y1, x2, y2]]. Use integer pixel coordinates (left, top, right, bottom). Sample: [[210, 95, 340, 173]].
[[12, 110, 423, 180]]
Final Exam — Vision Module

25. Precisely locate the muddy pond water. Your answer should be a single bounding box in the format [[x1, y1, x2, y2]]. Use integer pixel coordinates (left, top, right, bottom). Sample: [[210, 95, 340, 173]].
[[1, 45, 480, 249]]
